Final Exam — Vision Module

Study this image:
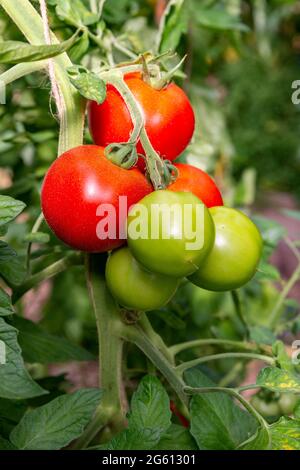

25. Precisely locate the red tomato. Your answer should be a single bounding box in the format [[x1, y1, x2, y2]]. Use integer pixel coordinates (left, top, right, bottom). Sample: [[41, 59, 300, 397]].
[[167, 163, 223, 208], [88, 73, 195, 167], [41, 145, 152, 252]]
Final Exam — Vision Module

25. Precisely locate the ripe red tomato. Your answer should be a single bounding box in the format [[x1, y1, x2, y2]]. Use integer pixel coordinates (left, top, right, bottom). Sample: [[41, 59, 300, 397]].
[[41, 145, 152, 252], [88, 73, 195, 166], [168, 163, 223, 208]]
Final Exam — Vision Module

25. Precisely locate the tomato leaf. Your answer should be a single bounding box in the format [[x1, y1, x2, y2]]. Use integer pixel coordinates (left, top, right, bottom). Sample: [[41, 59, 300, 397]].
[[0, 32, 79, 64], [0, 195, 25, 226], [0, 318, 47, 400], [0, 242, 26, 286], [187, 369, 258, 450], [10, 389, 102, 450], [153, 424, 198, 450], [257, 367, 300, 393], [269, 417, 300, 450], [238, 425, 271, 450], [0, 288, 14, 317], [10, 316, 94, 364], [104, 375, 172, 450], [67, 66, 106, 104]]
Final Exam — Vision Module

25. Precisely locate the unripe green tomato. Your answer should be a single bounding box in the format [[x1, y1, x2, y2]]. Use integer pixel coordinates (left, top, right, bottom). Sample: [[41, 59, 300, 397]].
[[250, 395, 280, 418], [105, 247, 180, 311], [188, 207, 263, 291], [278, 394, 299, 415], [127, 190, 215, 278]]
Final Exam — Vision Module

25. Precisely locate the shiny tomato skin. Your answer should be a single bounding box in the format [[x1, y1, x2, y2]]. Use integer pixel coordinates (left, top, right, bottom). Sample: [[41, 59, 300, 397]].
[[168, 163, 223, 208], [106, 247, 180, 311], [88, 73, 195, 165], [188, 207, 263, 291], [41, 145, 152, 252], [127, 190, 215, 278]]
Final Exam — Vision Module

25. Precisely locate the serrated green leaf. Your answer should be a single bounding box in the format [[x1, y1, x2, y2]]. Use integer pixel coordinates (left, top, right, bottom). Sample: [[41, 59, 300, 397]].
[[0, 32, 79, 64], [129, 375, 171, 433], [249, 326, 276, 346], [11, 316, 94, 364], [25, 232, 50, 244], [105, 375, 172, 450], [10, 389, 102, 450], [157, 0, 188, 53], [238, 425, 270, 450], [257, 367, 300, 393], [0, 196, 25, 226], [0, 288, 14, 317], [68, 66, 106, 103], [270, 417, 300, 450], [0, 318, 47, 400], [154, 424, 198, 450], [0, 243, 26, 286], [187, 369, 257, 450]]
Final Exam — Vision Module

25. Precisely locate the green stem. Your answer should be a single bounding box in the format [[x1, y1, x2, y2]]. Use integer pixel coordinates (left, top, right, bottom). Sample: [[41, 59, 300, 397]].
[[176, 352, 275, 376], [26, 212, 45, 274], [0, 61, 46, 85], [0, 0, 85, 154], [73, 255, 126, 449], [124, 324, 188, 408], [138, 314, 175, 365], [104, 73, 144, 145], [169, 338, 272, 357], [13, 253, 83, 303], [269, 262, 300, 328], [231, 290, 249, 337]]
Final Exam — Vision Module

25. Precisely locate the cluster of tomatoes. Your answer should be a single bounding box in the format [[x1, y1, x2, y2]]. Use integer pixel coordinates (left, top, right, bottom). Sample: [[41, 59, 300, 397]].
[[41, 72, 262, 312]]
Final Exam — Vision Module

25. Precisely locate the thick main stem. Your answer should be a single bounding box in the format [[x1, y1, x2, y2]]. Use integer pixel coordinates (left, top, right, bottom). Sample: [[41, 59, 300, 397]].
[[75, 255, 126, 449]]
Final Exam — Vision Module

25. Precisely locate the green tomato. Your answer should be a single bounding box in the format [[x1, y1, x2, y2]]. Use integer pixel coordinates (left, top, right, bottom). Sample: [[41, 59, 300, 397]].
[[127, 190, 215, 278], [278, 394, 299, 415], [250, 395, 280, 418], [105, 247, 180, 311], [188, 207, 263, 291]]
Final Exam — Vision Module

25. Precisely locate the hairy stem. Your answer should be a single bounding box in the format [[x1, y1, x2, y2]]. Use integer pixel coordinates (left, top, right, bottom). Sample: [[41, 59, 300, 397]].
[[13, 252, 83, 303], [175, 352, 275, 376], [269, 261, 300, 328], [169, 338, 272, 357], [124, 324, 188, 408], [74, 255, 126, 449]]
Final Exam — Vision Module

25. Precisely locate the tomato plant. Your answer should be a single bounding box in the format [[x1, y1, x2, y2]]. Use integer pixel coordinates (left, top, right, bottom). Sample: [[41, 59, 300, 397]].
[[189, 207, 262, 291], [106, 247, 180, 311], [0, 0, 299, 456], [41, 145, 152, 252], [88, 72, 195, 168], [127, 190, 215, 277]]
